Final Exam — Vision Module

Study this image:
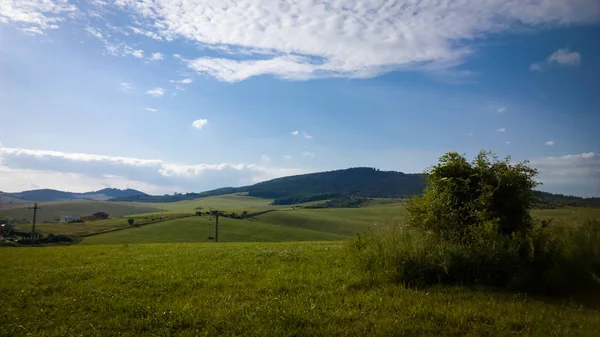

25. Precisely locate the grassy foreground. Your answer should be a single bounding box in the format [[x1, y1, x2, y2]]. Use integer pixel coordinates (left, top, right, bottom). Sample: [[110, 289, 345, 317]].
[[1, 242, 599, 336]]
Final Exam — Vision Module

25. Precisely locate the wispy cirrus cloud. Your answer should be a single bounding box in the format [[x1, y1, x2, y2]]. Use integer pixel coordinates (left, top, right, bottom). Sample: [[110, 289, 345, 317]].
[[0, 0, 77, 33], [530, 48, 581, 71], [146, 87, 165, 97], [5, 1, 599, 82], [119, 82, 133, 92], [497, 128, 506, 132], [545, 140, 555, 146], [145, 108, 157, 112]]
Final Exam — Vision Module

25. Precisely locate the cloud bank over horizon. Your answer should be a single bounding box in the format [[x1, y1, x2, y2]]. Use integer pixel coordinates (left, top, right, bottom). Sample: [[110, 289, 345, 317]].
[[0, 146, 598, 197]]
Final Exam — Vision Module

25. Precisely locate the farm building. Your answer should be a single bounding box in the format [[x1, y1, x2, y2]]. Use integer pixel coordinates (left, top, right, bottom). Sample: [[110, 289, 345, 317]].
[[93, 212, 109, 220], [60, 215, 81, 223]]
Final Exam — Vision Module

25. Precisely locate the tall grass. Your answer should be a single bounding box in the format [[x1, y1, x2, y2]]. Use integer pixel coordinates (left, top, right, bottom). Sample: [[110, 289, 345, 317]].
[[352, 219, 600, 295]]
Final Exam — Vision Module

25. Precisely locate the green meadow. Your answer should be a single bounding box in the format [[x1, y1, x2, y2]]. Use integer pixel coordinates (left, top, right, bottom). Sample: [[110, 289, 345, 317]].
[[1, 194, 600, 336]]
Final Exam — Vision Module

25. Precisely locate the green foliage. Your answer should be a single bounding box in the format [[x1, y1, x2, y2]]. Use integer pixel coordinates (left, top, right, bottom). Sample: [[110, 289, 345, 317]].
[[128, 218, 135, 226], [352, 219, 600, 294], [407, 151, 538, 242], [353, 151, 600, 295]]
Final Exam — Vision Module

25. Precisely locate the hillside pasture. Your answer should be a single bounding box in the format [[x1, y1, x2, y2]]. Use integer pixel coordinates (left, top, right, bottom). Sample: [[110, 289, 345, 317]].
[[0, 200, 159, 224], [146, 193, 275, 213], [81, 202, 600, 246]]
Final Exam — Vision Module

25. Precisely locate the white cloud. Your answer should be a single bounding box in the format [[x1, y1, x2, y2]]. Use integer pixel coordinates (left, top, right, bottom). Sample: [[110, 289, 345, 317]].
[[302, 151, 315, 158], [0, 146, 311, 194], [4, 1, 599, 81], [531, 48, 582, 71], [261, 155, 271, 163], [146, 87, 165, 97], [109, 0, 600, 82], [530, 152, 600, 196], [302, 131, 313, 139], [106, 42, 145, 58], [497, 128, 506, 132], [150, 52, 164, 61], [145, 108, 157, 112], [85, 26, 104, 40], [191, 119, 208, 129], [128, 26, 163, 40], [548, 49, 581, 66], [506, 141, 511, 144], [283, 155, 292, 160], [466, 132, 475, 137], [545, 140, 555, 146], [497, 107, 506, 113], [530, 62, 544, 72], [171, 78, 193, 84], [290, 130, 299, 136], [0, 0, 76, 33], [119, 82, 133, 92]]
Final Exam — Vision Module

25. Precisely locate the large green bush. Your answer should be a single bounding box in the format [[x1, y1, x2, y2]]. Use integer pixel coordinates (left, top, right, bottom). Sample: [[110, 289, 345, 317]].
[[407, 151, 538, 242], [352, 150, 600, 295]]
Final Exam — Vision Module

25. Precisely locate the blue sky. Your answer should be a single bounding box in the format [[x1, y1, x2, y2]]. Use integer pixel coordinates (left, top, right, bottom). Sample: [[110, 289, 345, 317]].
[[1, 0, 599, 197]]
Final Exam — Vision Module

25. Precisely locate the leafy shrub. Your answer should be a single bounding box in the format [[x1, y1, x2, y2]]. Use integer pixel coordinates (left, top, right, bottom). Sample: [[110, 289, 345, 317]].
[[352, 151, 600, 295], [407, 151, 538, 242]]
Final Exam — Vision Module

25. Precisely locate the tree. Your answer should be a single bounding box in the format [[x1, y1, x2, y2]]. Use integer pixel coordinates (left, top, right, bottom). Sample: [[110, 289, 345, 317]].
[[128, 218, 134, 226], [407, 150, 538, 242]]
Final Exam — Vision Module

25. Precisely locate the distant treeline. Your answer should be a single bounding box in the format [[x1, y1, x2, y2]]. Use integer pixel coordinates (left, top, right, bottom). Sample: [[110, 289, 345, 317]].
[[112, 168, 427, 203], [271, 193, 339, 205], [109, 167, 599, 209], [533, 191, 600, 208]]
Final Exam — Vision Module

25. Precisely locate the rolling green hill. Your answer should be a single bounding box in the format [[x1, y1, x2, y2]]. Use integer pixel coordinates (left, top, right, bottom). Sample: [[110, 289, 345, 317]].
[[0, 200, 159, 224], [1, 188, 147, 202], [112, 168, 427, 203]]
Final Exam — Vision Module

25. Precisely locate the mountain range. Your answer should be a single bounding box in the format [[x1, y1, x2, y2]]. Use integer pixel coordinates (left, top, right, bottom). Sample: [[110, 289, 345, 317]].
[[0, 188, 147, 202], [2, 168, 598, 208]]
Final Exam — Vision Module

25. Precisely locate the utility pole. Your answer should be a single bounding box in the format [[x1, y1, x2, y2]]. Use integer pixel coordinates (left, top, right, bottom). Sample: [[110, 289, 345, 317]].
[[211, 210, 219, 243], [27, 203, 40, 243]]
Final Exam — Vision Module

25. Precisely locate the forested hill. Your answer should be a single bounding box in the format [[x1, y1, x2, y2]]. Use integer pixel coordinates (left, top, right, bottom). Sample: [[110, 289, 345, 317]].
[[110, 168, 600, 208], [112, 168, 427, 202], [247, 168, 426, 198]]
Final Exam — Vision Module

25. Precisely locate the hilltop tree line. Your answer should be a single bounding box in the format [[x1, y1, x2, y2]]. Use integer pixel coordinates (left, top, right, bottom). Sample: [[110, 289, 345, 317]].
[[110, 167, 599, 208]]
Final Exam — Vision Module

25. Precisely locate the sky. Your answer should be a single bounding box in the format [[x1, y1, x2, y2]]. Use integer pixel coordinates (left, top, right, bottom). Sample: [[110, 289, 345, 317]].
[[0, 0, 599, 197]]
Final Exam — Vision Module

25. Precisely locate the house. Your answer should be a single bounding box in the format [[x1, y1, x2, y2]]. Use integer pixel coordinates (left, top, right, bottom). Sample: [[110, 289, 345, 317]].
[[60, 215, 81, 223], [0, 221, 13, 237], [93, 212, 109, 220]]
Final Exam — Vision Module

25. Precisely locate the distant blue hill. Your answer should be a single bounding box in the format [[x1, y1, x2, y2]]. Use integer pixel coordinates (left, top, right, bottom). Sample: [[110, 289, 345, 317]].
[[2, 188, 147, 202]]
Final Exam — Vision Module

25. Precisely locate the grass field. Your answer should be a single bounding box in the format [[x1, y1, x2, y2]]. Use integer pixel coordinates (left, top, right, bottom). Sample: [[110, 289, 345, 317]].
[[81, 202, 600, 246], [1, 198, 600, 335], [146, 193, 275, 213], [81, 205, 407, 245], [1, 241, 599, 336]]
